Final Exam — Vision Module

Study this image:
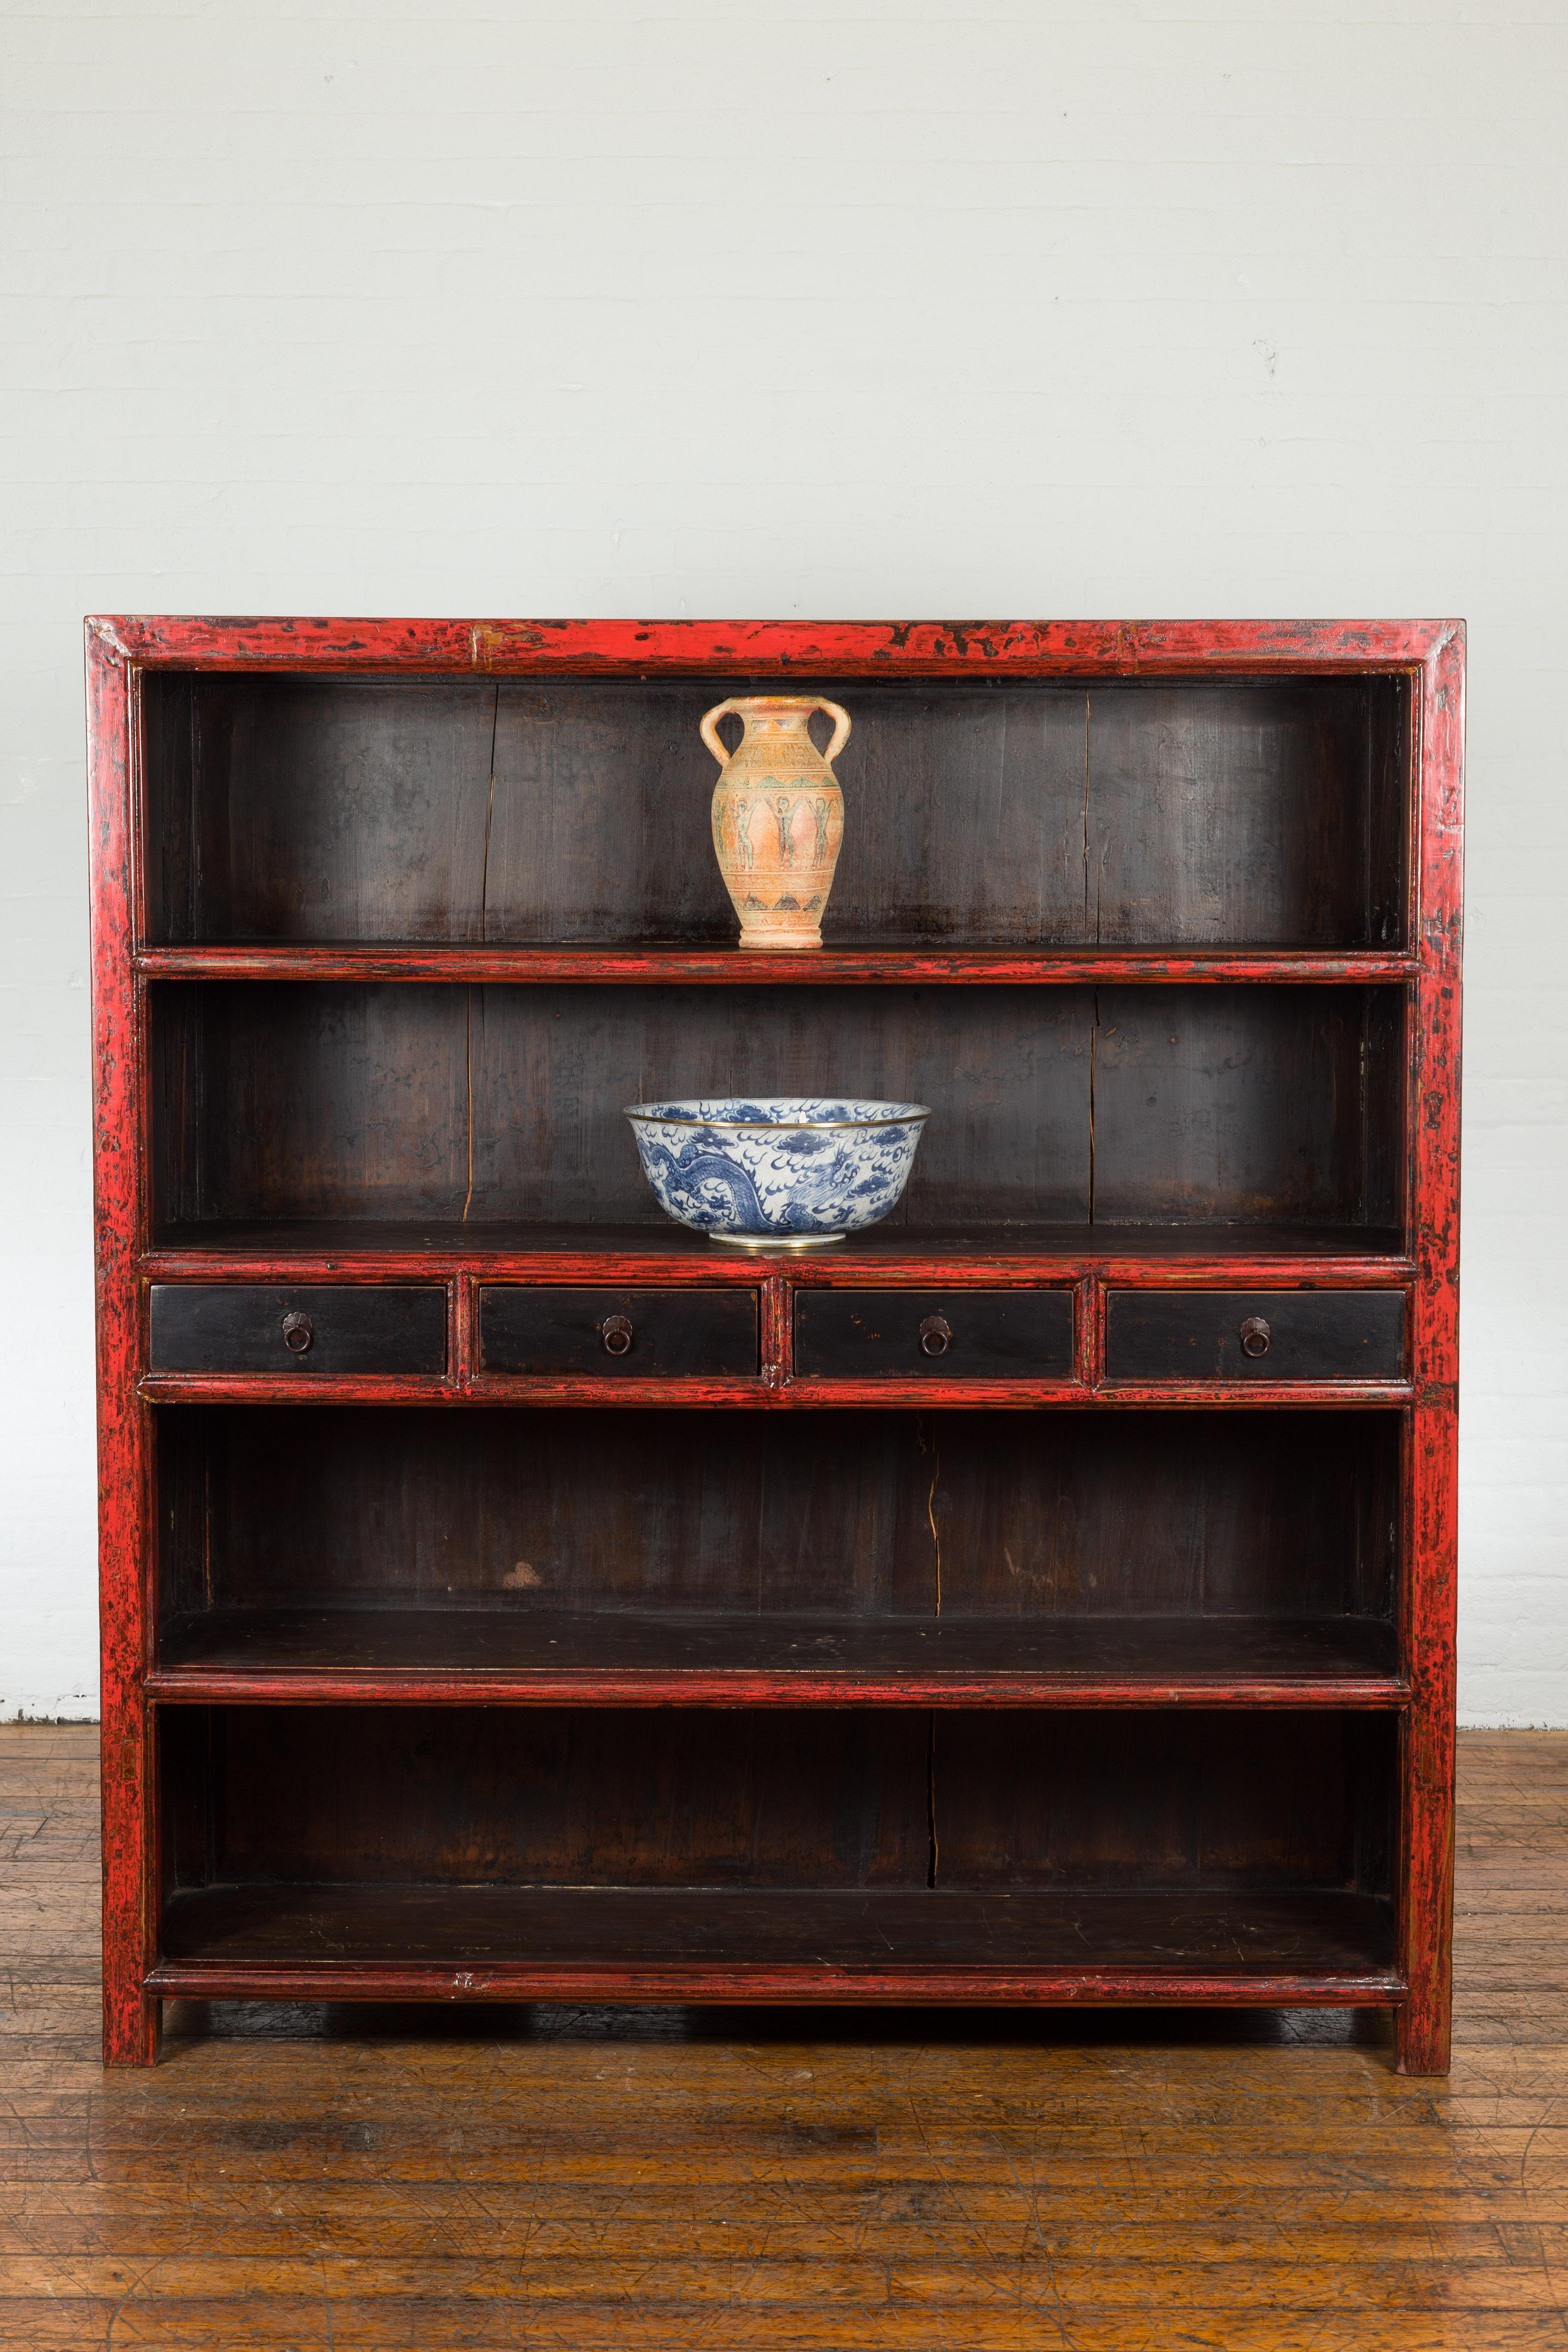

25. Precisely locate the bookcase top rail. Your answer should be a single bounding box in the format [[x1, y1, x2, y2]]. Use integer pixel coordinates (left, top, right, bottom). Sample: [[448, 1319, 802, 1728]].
[[88, 613, 1462, 677]]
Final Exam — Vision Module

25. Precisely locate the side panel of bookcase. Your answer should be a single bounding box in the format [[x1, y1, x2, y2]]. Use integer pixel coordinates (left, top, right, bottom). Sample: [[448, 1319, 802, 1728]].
[[88, 629, 159, 2064], [1395, 624, 1465, 2075]]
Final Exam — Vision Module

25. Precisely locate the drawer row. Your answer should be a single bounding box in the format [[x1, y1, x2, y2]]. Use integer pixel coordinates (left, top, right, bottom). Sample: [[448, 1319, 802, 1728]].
[[148, 1283, 1409, 1384]]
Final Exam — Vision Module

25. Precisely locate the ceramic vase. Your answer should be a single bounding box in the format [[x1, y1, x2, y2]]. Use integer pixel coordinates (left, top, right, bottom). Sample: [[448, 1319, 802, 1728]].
[[701, 695, 850, 949]]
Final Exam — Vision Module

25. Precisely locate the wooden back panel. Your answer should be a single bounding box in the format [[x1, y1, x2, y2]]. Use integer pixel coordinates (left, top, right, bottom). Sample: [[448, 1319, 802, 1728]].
[[158, 1405, 1399, 1623], [159, 1704, 1395, 1897], [150, 980, 1403, 1231], [143, 671, 1410, 949]]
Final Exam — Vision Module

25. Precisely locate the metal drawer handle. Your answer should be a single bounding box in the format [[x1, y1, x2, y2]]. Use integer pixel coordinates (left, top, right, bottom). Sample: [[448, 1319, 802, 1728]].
[[281, 1311, 314, 1355], [600, 1314, 634, 1357], [919, 1314, 952, 1357], [1240, 1315, 1271, 1360]]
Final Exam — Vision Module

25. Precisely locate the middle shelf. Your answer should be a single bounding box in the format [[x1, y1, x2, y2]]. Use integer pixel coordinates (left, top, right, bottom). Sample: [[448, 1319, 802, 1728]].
[[151, 1402, 1404, 1705], [136, 942, 1421, 985], [150, 1605, 1404, 1705], [148, 976, 1406, 1238]]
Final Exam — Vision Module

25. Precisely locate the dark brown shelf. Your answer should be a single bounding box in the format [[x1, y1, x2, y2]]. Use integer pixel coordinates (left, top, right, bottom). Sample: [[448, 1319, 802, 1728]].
[[151, 1608, 1403, 1705], [144, 1221, 1410, 1270], [137, 941, 1420, 985], [152, 1883, 1400, 1995]]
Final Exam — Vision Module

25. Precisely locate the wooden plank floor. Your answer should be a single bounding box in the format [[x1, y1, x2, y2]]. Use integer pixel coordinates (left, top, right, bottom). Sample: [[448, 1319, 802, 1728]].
[[3, 1727, 1568, 2349]]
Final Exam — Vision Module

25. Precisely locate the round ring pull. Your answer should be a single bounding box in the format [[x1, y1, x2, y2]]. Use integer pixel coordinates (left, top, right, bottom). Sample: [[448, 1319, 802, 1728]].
[[919, 1314, 952, 1358], [600, 1314, 634, 1357], [1239, 1315, 1271, 1360], [281, 1311, 313, 1355]]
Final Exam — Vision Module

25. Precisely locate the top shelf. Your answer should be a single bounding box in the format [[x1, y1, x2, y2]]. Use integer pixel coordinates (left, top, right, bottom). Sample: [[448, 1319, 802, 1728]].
[[136, 943, 1420, 986], [137, 669, 1415, 959]]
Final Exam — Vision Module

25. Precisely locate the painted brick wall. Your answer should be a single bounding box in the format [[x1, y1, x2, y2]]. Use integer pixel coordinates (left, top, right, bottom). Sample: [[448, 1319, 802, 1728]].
[[3, 0, 1563, 1718]]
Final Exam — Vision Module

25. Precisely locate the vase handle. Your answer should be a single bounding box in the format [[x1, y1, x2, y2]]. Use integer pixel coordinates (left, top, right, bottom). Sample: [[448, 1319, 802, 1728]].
[[700, 698, 746, 766], [814, 699, 852, 766], [701, 696, 852, 768]]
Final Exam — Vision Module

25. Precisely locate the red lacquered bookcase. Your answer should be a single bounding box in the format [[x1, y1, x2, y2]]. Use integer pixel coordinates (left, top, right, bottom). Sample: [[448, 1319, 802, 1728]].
[[86, 617, 1463, 2070]]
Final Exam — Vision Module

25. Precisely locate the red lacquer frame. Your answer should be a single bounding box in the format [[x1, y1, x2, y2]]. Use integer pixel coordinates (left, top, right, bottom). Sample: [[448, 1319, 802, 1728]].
[[86, 616, 1464, 2070]]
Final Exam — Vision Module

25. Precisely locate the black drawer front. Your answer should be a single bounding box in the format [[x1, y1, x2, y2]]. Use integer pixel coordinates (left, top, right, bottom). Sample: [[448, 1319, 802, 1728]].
[[1106, 1290, 1407, 1382], [149, 1286, 447, 1375], [794, 1289, 1075, 1379], [481, 1287, 759, 1377]]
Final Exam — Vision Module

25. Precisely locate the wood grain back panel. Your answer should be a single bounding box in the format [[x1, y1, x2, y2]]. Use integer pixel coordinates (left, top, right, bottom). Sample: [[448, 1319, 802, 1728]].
[[1092, 986, 1403, 1228], [150, 980, 1403, 1231], [1086, 678, 1409, 947], [141, 672, 1409, 949], [143, 674, 499, 943], [162, 1706, 931, 1890], [936, 1713, 1396, 1893], [159, 1706, 1395, 1899], [156, 1405, 1399, 1624]]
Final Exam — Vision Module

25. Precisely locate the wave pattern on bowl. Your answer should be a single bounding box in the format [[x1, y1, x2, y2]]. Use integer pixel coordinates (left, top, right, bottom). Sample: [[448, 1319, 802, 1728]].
[[625, 1096, 930, 1237]]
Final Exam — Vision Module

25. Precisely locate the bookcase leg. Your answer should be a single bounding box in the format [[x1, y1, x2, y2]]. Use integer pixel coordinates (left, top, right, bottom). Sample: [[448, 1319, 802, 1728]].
[[1397, 1389, 1458, 2079], [99, 1703, 159, 2066], [103, 1987, 161, 2068], [1395, 1691, 1455, 2077], [1395, 1987, 1450, 2076]]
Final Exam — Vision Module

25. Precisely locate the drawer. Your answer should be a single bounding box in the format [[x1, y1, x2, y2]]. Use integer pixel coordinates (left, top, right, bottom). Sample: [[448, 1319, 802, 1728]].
[[148, 1285, 447, 1375], [794, 1289, 1075, 1379], [1105, 1290, 1407, 1382], [480, 1287, 759, 1377]]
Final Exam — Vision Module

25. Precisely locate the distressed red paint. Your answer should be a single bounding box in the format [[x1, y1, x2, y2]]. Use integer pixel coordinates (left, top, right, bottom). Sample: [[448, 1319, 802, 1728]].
[[89, 612, 1455, 676], [86, 631, 159, 2065], [1395, 624, 1465, 2074], [144, 1670, 1408, 1710], [135, 944, 1420, 986]]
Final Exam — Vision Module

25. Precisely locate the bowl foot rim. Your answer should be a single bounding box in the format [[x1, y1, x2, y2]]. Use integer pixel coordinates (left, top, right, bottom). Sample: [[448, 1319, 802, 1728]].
[[706, 1230, 850, 1251]]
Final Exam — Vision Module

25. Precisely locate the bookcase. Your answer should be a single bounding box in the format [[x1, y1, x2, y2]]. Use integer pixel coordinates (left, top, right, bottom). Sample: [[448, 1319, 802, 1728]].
[[86, 617, 1464, 2070]]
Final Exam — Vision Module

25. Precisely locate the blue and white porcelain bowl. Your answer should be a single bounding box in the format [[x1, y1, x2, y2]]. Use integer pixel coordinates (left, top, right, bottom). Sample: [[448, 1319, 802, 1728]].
[[624, 1097, 931, 1247]]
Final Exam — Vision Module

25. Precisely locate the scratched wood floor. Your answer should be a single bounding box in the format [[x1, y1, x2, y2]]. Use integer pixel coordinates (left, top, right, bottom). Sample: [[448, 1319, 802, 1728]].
[[3, 1727, 1567, 2349]]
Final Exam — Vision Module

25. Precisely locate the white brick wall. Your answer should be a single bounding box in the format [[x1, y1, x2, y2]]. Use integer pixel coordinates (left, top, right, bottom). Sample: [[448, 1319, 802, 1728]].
[[3, 0, 1563, 1719]]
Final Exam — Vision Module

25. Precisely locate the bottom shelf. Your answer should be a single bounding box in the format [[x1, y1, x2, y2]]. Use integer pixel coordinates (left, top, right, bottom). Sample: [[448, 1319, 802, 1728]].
[[151, 1886, 1400, 2004]]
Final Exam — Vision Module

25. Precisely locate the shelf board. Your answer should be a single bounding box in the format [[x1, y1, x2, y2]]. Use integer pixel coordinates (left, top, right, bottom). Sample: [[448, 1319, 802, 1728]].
[[143, 1220, 1412, 1277], [135, 942, 1420, 986], [150, 1883, 1401, 2002], [150, 1608, 1404, 1706]]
